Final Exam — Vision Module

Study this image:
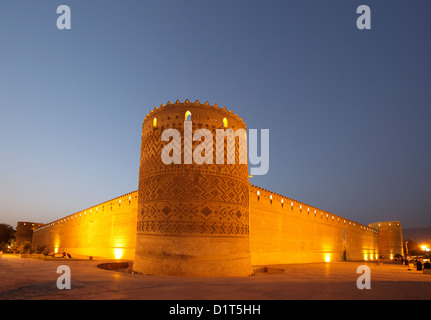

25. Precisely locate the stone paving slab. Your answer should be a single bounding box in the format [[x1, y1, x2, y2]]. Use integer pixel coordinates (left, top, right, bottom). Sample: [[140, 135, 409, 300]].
[[1, 254, 430, 300]]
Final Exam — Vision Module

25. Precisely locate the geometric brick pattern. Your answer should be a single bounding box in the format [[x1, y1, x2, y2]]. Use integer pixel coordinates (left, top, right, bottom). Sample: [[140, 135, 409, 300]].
[[138, 174, 249, 206], [137, 221, 249, 236], [137, 199, 249, 236], [137, 101, 251, 238], [138, 200, 249, 223]]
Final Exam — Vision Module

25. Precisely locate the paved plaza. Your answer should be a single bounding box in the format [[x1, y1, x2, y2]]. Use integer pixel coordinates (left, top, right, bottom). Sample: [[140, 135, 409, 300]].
[[0, 254, 430, 300]]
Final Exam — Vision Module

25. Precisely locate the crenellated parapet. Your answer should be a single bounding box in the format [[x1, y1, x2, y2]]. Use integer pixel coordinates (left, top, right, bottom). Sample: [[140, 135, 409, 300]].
[[33, 190, 138, 233], [143, 99, 245, 127], [250, 185, 379, 235]]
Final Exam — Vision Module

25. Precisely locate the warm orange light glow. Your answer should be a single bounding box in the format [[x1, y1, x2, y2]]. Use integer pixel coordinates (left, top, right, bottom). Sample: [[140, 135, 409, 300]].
[[223, 117, 228, 128], [153, 118, 157, 127], [325, 255, 330, 263], [185, 110, 192, 121], [114, 248, 124, 259], [54, 236, 60, 253]]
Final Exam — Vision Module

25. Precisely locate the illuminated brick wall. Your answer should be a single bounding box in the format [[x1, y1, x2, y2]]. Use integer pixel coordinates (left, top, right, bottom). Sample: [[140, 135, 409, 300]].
[[32, 191, 137, 260], [368, 221, 403, 259], [32, 184, 391, 267], [249, 186, 381, 265], [30, 100, 403, 276]]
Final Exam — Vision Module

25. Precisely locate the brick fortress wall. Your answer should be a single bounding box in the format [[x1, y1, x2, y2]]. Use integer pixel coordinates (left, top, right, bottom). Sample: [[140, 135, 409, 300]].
[[30, 99, 404, 275], [32, 191, 137, 260], [249, 186, 381, 265]]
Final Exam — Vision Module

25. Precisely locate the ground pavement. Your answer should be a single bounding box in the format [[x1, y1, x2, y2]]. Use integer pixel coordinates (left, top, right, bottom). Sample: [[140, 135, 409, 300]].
[[1, 254, 430, 300]]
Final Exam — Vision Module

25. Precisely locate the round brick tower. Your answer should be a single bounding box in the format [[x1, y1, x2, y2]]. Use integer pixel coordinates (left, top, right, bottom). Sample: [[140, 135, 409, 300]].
[[133, 99, 252, 276]]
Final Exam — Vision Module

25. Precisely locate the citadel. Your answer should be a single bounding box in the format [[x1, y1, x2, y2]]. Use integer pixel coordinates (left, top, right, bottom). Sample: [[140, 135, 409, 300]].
[[16, 100, 404, 277]]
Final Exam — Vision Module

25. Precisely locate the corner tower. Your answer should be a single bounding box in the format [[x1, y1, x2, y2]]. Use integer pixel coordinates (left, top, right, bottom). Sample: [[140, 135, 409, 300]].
[[369, 221, 404, 259], [134, 100, 252, 276]]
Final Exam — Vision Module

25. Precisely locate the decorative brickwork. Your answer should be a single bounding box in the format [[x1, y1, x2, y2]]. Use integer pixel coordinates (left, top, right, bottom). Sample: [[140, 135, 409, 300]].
[[134, 100, 252, 276]]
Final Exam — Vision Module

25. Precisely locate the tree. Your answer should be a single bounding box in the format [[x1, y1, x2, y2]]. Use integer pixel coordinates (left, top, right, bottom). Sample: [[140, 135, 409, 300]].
[[405, 238, 422, 256], [22, 241, 32, 254], [0, 223, 15, 244]]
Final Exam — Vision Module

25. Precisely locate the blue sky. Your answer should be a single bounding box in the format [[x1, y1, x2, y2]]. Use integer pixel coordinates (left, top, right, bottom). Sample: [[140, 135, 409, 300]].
[[0, 0, 430, 229]]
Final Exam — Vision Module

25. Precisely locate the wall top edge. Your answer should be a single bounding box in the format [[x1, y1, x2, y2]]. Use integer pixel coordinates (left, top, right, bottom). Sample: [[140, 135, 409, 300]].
[[250, 184, 381, 233], [143, 99, 244, 125], [33, 190, 138, 232]]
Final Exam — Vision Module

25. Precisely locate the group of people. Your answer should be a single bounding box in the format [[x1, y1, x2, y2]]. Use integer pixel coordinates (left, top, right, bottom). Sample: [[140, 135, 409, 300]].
[[45, 251, 72, 258], [394, 256, 431, 271], [414, 259, 430, 271]]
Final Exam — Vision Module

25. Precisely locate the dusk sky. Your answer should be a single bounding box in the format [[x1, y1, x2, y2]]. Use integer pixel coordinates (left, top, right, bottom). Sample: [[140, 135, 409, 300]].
[[0, 1, 430, 229]]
